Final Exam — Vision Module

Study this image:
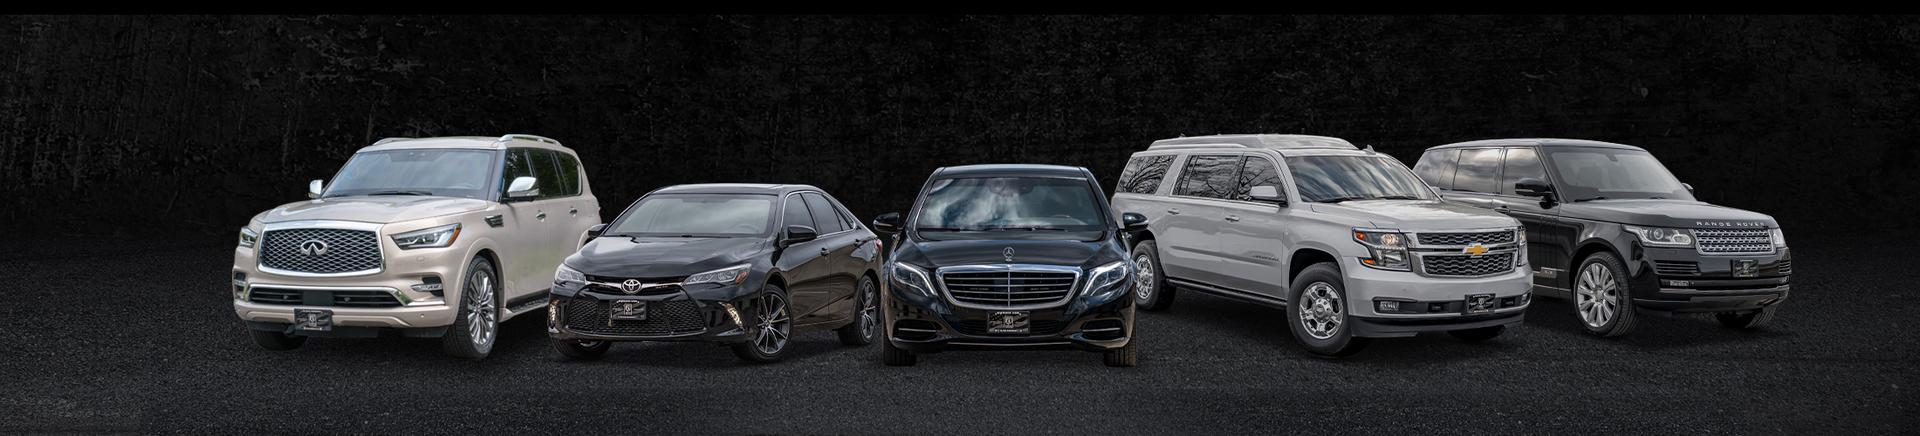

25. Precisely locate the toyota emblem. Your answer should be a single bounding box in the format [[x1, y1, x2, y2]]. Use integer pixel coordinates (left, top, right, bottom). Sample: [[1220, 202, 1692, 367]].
[[298, 240, 329, 256], [621, 279, 643, 294], [1003, 247, 1015, 263]]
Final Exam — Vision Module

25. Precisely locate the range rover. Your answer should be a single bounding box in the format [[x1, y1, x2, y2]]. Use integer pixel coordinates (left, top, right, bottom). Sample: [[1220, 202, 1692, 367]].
[[1112, 134, 1531, 357], [1415, 139, 1790, 337], [548, 184, 884, 362], [232, 135, 600, 359], [872, 165, 1144, 367]]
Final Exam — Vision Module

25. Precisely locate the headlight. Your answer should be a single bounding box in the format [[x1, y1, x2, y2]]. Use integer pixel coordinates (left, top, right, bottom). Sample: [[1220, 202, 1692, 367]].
[[1625, 225, 1693, 247], [1353, 228, 1410, 271], [238, 227, 258, 248], [1514, 227, 1528, 267], [1082, 260, 1130, 296], [392, 223, 461, 249], [684, 264, 750, 286], [1771, 228, 1786, 248], [553, 264, 586, 286], [889, 262, 935, 297]]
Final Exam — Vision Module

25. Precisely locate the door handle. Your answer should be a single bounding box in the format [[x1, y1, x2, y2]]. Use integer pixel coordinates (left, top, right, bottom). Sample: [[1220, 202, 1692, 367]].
[[535, 211, 547, 221], [1225, 215, 1241, 222], [569, 207, 578, 216], [819, 247, 831, 257], [1167, 208, 1181, 215]]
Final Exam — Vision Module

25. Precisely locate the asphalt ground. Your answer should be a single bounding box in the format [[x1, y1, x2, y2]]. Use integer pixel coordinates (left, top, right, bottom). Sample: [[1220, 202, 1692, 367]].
[[1, 234, 1912, 434]]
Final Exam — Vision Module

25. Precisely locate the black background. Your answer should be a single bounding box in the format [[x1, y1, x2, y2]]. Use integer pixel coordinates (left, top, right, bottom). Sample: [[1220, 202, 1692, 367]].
[[4, 15, 1916, 236]]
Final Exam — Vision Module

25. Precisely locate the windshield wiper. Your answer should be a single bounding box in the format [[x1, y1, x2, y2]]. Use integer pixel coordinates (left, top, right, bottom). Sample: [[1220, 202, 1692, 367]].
[[1570, 196, 1609, 203], [1315, 196, 1370, 203], [983, 226, 1070, 232], [1373, 195, 1421, 200], [366, 190, 434, 196]]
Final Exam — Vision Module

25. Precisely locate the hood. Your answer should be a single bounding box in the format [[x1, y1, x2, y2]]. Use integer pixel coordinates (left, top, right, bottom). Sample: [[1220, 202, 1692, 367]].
[[902, 238, 1116, 271], [259, 196, 494, 224], [566, 236, 771, 278], [1308, 200, 1516, 230], [1558, 199, 1778, 229]]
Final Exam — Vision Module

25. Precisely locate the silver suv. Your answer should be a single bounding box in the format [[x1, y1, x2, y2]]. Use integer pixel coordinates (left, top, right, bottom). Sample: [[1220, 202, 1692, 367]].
[[231, 135, 601, 359], [1111, 134, 1531, 357]]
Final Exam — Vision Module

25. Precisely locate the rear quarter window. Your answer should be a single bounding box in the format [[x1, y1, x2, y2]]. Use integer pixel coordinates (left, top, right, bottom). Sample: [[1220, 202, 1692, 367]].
[[1115, 154, 1176, 195], [1414, 149, 1460, 190]]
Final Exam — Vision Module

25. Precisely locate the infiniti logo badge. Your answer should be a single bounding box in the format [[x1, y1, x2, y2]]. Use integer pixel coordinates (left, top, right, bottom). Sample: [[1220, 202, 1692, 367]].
[[1003, 247, 1015, 263], [298, 240, 329, 256], [621, 279, 643, 295]]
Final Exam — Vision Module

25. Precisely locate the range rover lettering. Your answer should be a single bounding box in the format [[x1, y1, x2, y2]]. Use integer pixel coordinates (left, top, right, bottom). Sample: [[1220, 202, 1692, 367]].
[[548, 184, 884, 362], [1414, 139, 1790, 337], [232, 135, 601, 359], [873, 165, 1143, 367], [1112, 134, 1531, 357]]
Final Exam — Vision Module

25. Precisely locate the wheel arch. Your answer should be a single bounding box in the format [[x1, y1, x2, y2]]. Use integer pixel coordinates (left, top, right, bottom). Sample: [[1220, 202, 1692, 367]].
[[1288, 247, 1341, 285]]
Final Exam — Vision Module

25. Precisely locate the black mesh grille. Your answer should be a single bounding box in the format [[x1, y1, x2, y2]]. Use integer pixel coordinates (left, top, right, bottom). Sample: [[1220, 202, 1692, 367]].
[[259, 228, 382, 274], [951, 319, 1065, 336], [941, 271, 1077, 308], [564, 298, 708, 337], [1421, 253, 1515, 277], [1416, 231, 1515, 246], [1653, 260, 1699, 276]]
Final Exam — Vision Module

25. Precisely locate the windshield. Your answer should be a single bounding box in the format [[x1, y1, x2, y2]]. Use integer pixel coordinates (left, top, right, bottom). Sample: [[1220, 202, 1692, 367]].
[[607, 194, 775, 238], [1288, 155, 1437, 203], [324, 149, 497, 199], [1543, 147, 1694, 201], [914, 177, 1107, 240]]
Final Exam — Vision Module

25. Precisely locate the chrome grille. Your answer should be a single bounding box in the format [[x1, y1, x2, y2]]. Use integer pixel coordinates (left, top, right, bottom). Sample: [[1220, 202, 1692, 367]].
[[564, 298, 708, 337], [1421, 252, 1515, 277], [1693, 228, 1774, 255], [941, 270, 1078, 308], [1416, 231, 1514, 246], [259, 228, 382, 274]]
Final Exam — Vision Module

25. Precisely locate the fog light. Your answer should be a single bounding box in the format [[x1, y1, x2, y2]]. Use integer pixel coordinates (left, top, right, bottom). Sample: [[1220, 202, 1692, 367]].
[[411, 276, 445, 296], [1377, 300, 1400, 313], [1518, 293, 1531, 305], [547, 299, 559, 332], [720, 302, 744, 328]]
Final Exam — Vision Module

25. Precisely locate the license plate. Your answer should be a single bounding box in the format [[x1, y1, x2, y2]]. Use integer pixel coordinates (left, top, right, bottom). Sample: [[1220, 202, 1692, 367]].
[[987, 311, 1030, 334], [609, 300, 648, 321], [294, 308, 333, 331], [1732, 259, 1758, 277], [1464, 294, 1496, 314]]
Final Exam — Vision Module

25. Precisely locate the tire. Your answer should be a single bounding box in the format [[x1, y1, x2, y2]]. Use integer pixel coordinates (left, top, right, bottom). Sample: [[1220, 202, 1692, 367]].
[[1572, 252, 1638, 338], [249, 329, 306, 351], [730, 285, 793, 363], [442, 256, 501, 360], [835, 275, 879, 346], [1103, 338, 1138, 367], [1131, 240, 1176, 311], [1448, 325, 1506, 342], [1284, 263, 1369, 357], [1715, 305, 1778, 330], [882, 338, 917, 366], [553, 338, 612, 360]]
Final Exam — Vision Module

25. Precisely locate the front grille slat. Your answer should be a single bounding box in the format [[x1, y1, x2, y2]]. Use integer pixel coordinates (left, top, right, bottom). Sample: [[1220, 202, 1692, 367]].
[[1420, 252, 1516, 277], [1694, 228, 1775, 255], [564, 298, 708, 337], [941, 269, 1078, 308], [1653, 260, 1700, 276], [1416, 231, 1515, 246], [258, 228, 382, 274]]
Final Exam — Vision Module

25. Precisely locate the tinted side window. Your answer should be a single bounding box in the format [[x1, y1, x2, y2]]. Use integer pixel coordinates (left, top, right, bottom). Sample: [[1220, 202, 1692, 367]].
[[1453, 148, 1504, 194], [1233, 155, 1285, 201], [527, 149, 564, 199], [1414, 149, 1460, 190], [802, 193, 846, 233], [501, 148, 536, 197], [831, 199, 860, 230], [1174, 155, 1242, 199], [1499, 147, 1546, 196], [1116, 154, 1176, 195], [553, 151, 582, 196], [782, 195, 815, 231]]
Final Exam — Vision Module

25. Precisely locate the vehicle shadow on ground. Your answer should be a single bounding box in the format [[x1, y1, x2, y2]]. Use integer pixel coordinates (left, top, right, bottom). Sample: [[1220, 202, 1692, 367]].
[[1149, 289, 1526, 364], [1520, 297, 1793, 350], [497, 319, 862, 367]]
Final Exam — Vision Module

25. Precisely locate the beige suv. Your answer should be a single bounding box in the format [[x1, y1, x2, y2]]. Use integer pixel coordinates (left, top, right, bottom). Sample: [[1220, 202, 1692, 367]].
[[231, 135, 600, 359]]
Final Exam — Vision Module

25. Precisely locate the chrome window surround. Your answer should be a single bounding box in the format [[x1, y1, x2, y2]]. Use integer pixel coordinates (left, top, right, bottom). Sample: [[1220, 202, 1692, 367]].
[[935, 264, 1083, 311], [256, 220, 387, 278]]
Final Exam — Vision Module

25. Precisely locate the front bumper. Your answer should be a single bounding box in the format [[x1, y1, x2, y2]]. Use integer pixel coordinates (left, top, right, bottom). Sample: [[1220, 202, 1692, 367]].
[[1633, 247, 1791, 313], [547, 285, 757, 343], [230, 240, 462, 330], [882, 280, 1134, 354], [1340, 257, 1532, 338]]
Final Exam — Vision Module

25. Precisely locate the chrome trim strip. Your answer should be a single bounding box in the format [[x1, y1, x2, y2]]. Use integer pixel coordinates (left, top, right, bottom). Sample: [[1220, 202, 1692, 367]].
[[895, 327, 940, 333], [256, 220, 388, 277], [936, 263, 1083, 311], [244, 283, 440, 307]]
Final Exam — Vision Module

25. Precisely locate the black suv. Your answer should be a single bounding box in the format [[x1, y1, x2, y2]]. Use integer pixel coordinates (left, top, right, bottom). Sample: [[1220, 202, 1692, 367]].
[[872, 165, 1147, 367], [1414, 139, 1790, 337], [548, 184, 885, 362]]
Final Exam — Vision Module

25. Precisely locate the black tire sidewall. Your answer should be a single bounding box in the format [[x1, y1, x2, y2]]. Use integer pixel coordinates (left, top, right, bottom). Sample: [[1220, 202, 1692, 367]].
[[1132, 240, 1173, 310], [1286, 264, 1358, 356], [442, 256, 498, 359]]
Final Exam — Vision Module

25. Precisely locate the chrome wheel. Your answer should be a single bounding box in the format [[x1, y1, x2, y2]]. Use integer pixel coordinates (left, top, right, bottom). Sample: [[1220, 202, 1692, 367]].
[[857, 278, 878, 340], [466, 269, 498, 350], [1576, 262, 1620, 328], [1298, 281, 1343, 340], [753, 292, 792, 355], [1133, 253, 1156, 303]]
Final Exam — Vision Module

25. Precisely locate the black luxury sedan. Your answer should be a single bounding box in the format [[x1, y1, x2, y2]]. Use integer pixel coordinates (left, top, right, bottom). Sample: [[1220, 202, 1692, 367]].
[[547, 184, 885, 362], [872, 164, 1147, 367]]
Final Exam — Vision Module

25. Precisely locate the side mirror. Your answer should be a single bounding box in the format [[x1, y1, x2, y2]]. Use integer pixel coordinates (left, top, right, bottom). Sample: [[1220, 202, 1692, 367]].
[[1514, 178, 1555, 198], [308, 179, 324, 199], [585, 223, 606, 241], [505, 176, 540, 200], [1247, 185, 1287, 205], [1682, 183, 1695, 194], [871, 212, 902, 233], [1121, 212, 1150, 232], [784, 225, 819, 245]]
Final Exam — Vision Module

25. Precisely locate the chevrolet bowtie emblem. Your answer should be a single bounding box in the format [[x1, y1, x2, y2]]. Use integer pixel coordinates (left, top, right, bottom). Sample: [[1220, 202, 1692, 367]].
[[1463, 244, 1489, 257]]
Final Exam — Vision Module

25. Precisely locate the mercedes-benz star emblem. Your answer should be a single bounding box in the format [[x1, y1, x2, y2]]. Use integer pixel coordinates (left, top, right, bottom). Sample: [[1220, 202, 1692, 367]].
[[1003, 247, 1015, 263], [621, 279, 643, 295], [298, 240, 329, 256]]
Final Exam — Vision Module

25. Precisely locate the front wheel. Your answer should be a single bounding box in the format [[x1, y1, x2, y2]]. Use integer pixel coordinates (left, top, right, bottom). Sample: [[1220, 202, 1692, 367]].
[[835, 275, 879, 346], [442, 256, 500, 360], [882, 339, 917, 366], [1284, 263, 1369, 358], [1132, 240, 1176, 311], [1715, 305, 1778, 329], [730, 286, 793, 363], [1573, 252, 1638, 338], [1103, 338, 1138, 367]]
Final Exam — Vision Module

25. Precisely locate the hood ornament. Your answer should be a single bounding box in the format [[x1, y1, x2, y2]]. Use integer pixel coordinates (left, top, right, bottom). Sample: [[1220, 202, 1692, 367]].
[[1003, 247, 1015, 263], [1463, 243, 1489, 257], [621, 279, 644, 295]]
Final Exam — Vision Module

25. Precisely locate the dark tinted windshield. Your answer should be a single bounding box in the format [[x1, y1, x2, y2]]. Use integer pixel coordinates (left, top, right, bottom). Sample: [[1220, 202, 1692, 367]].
[[325, 149, 496, 199], [607, 194, 775, 237], [914, 177, 1107, 240], [1542, 147, 1694, 201], [1288, 155, 1436, 203]]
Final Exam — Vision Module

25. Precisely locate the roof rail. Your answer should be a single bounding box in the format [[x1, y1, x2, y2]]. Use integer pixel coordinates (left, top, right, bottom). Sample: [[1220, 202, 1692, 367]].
[[1148, 134, 1356, 151], [497, 134, 562, 145], [372, 137, 411, 145]]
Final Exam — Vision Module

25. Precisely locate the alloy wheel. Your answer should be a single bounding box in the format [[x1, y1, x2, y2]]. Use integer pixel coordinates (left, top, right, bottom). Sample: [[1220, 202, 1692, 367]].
[[754, 292, 792, 355], [1298, 282, 1343, 340], [858, 278, 878, 340], [1133, 254, 1156, 303], [466, 269, 497, 349], [1575, 262, 1620, 328]]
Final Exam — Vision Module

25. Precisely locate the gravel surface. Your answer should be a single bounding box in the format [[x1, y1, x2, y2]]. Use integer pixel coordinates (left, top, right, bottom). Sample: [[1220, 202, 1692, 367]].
[[1, 236, 1910, 434]]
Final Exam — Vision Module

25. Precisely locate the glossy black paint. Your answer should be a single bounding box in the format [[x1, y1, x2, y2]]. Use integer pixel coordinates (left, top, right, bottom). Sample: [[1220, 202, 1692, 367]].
[[549, 184, 884, 344]]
